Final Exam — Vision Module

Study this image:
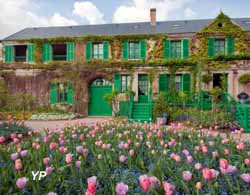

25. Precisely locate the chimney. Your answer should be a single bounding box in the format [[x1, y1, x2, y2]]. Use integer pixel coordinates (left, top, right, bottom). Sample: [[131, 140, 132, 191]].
[[150, 8, 156, 26]]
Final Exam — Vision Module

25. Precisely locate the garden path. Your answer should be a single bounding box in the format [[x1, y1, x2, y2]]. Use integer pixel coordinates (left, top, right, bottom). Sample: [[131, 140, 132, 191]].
[[24, 117, 112, 131]]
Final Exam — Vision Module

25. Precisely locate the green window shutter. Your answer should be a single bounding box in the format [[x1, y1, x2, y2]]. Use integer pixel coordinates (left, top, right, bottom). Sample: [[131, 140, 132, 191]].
[[181, 74, 191, 94], [122, 41, 129, 60], [42, 43, 52, 63], [67, 82, 74, 104], [227, 37, 234, 55], [103, 41, 109, 60], [4, 45, 14, 64], [86, 41, 92, 60], [182, 39, 189, 59], [139, 39, 146, 60], [66, 42, 75, 61], [164, 40, 171, 58], [158, 74, 169, 92], [27, 44, 35, 63], [208, 38, 215, 58], [114, 73, 121, 92], [50, 82, 57, 104]]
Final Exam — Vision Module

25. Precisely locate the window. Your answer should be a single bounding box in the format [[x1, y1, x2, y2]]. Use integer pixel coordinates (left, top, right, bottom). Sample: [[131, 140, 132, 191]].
[[175, 75, 182, 91], [214, 39, 225, 55], [14, 45, 27, 62], [56, 83, 68, 103], [121, 75, 131, 93], [129, 42, 140, 59], [170, 40, 182, 58], [52, 44, 67, 61], [93, 43, 104, 59]]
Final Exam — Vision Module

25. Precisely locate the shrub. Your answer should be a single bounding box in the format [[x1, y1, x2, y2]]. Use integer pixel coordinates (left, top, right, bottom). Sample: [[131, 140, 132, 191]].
[[202, 74, 213, 84], [153, 92, 170, 119], [104, 90, 119, 116]]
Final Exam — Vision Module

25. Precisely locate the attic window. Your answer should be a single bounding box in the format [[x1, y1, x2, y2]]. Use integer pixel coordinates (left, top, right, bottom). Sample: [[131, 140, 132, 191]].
[[218, 23, 223, 28]]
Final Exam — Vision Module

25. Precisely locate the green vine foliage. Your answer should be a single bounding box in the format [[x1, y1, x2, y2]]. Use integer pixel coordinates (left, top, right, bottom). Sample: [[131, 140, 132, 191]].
[[238, 74, 250, 84]]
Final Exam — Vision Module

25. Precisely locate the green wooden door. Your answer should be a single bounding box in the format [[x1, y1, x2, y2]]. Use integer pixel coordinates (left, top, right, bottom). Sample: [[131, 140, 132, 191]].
[[138, 75, 148, 102], [88, 79, 112, 116]]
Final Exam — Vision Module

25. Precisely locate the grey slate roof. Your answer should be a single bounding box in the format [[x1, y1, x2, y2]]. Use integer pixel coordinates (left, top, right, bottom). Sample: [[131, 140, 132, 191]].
[[3, 18, 250, 41]]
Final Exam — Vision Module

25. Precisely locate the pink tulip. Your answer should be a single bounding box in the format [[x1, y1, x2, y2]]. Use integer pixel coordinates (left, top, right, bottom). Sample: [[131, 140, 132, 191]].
[[115, 182, 129, 195], [195, 163, 202, 170], [15, 159, 22, 171], [162, 181, 175, 195], [11, 133, 17, 139], [47, 192, 57, 195], [182, 149, 189, 156], [49, 142, 58, 150], [183, 171, 192, 182], [236, 143, 245, 150], [13, 138, 19, 144], [65, 153, 73, 164], [224, 149, 230, 155], [75, 161, 81, 168], [187, 156, 193, 164], [45, 167, 54, 175], [244, 158, 250, 165], [86, 176, 97, 195], [129, 149, 135, 156], [220, 165, 237, 175], [16, 177, 28, 189], [149, 176, 160, 187], [11, 153, 19, 161], [196, 182, 202, 190], [202, 168, 213, 181], [219, 159, 229, 169], [212, 151, 218, 158], [76, 146, 84, 153], [43, 157, 50, 165], [201, 145, 208, 153], [59, 146, 67, 153], [83, 149, 89, 157], [240, 174, 250, 183], [119, 155, 127, 163], [0, 136, 6, 143], [139, 175, 150, 191], [20, 150, 28, 158]]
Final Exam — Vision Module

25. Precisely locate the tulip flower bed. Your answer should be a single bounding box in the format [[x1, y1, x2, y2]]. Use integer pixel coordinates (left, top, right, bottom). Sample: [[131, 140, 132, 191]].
[[0, 122, 250, 195]]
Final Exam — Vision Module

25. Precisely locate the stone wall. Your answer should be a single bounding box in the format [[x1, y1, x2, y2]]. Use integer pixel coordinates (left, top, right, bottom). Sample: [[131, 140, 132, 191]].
[[1, 68, 113, 116]]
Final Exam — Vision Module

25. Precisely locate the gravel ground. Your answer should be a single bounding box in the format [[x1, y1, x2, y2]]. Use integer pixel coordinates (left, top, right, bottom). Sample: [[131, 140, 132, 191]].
[[24, 117, 112, 131]]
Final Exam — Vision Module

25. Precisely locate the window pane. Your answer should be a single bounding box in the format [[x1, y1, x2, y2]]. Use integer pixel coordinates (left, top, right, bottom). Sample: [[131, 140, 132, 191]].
[[129, 42, 139, 59], [171, 41, 181, 58], [93, 43, 104, 59], [214, 39, 225, 55]]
